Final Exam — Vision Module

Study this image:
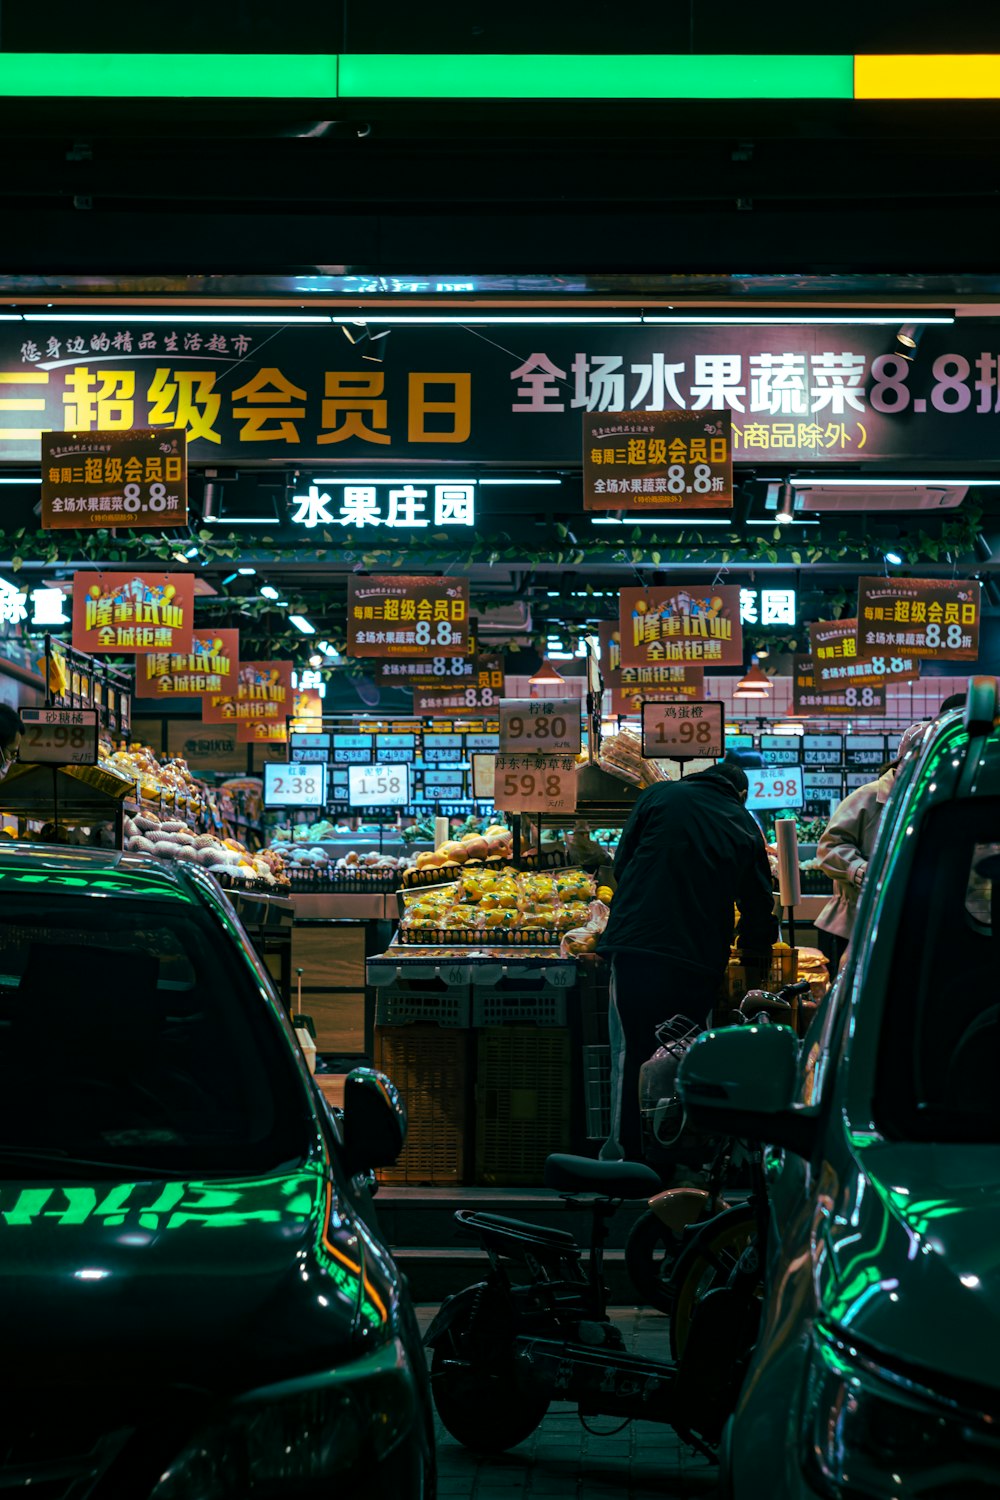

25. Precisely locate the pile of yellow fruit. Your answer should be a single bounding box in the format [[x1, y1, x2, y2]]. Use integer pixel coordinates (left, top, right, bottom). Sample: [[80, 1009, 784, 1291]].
[[400, 867, 596, 938], [403, 825, 515, 884]]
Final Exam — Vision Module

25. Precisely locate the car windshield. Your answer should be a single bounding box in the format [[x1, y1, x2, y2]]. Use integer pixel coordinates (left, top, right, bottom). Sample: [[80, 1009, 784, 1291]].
[[875, 798, 1000, 1143], [0, 894, 312, 1175]]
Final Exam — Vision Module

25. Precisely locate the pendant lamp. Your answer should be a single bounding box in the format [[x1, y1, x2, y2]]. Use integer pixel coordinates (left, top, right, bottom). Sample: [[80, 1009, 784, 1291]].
[[734, 657, 771, 698], [529, 658, 567, 686]]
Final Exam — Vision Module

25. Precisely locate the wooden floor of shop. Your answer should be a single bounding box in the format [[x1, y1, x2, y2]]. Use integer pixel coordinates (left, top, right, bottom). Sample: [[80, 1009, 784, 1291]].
[[317, 1072, 645, 1303]]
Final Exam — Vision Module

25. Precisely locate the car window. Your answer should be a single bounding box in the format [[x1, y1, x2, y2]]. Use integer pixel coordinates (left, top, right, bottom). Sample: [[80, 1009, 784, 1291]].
[[0, 895, 312, 1174], [874, 799, 1000, 1143]]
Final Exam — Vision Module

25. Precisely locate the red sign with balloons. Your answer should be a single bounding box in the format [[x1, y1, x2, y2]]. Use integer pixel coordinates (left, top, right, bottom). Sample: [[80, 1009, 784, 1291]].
[[72, 572, 194, 655]]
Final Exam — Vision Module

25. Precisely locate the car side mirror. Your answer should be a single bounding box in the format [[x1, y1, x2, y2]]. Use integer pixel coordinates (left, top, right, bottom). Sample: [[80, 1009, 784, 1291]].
[[677, 1024, 816, 1158], [341, 1067, 408, 1177]]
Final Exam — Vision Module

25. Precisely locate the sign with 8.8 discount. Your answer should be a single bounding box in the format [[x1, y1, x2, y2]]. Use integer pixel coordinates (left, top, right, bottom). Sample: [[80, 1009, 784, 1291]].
[[263, 763, 327, 808], [499, 699, 582, 754], [641, 701, 725, 760], [583, 410, 732, 511], [19, 707, 98, 766], [793, 657, 887, 716], [347, 575, 469, 658], [493, 754, 578, 815], [746, 767, 804, 811], [42, 428, 187, 530], [856, 576, 981, 661], [809, 618, 920, 687]]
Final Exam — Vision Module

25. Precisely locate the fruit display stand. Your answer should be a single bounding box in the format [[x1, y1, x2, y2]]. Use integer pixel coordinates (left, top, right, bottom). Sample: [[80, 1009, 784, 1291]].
[[0, 759, 133, 845]]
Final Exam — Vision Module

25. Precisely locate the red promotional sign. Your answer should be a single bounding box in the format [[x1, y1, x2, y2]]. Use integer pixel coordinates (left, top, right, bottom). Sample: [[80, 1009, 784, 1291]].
[[809, 618, 920, 689], [584, 409, 733, 511], [347, 575, 469, 658], [140, 629, 239, 698], [203, 661, 293, 736], [72, 571, 194, 655], [856, 577, 981, 661], [793, 656, 886, 716], [618, 585, 743, 669]]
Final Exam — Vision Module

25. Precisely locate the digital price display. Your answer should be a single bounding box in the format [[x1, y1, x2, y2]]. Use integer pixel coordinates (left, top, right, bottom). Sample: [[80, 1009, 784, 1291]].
[[641, 701, 725, 760], [375, 734, 416, 764], [746, 767, 804, 811], [289, 732, 331, 765], [499, 699, 582, 754], [466, 733, 499, 752], [19, 708, 99, 766], [347, 763, 410, 809], [332, 734, 373, 766], [264, 762, 328, 808]]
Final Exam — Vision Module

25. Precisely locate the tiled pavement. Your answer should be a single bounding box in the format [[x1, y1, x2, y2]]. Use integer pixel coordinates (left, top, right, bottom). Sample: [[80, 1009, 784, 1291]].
[[417, 1307, 721, 1499]]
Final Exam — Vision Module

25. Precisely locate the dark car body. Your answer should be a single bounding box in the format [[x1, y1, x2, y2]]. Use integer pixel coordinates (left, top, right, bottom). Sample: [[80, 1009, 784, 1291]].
[[0, 844, 432, 1498]]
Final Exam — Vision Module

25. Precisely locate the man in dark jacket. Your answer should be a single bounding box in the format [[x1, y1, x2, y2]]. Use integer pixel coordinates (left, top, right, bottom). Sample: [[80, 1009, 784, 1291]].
[[599, 761, 777, 1160]]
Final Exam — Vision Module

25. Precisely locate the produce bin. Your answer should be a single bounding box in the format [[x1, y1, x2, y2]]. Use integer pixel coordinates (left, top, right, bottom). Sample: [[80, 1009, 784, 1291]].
[[374, 1024, 472, 1184]]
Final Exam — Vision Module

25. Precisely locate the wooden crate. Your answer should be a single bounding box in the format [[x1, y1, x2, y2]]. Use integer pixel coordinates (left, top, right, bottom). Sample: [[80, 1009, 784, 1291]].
[[374, 1024, 471, 1185], [475, 1027, 571, 1186]]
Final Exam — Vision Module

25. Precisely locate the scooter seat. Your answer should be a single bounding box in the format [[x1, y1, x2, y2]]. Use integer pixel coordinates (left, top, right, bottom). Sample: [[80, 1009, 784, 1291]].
[[544, 1154, 661, 1199]]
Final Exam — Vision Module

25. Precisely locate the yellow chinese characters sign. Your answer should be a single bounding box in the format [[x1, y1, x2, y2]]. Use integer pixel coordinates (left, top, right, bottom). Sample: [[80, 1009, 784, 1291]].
[[42, 428, 186, 529], [856, 577, 981, 661], [203, 661, 293, 741], [618, 585, 743, 669], [347, 575, 469, 659], [808, 618, 920, 688], [72, 572, 194, 655], [793, 656, 886, 716], [141, 630, 239, 698], [584, 410, 732, 511]]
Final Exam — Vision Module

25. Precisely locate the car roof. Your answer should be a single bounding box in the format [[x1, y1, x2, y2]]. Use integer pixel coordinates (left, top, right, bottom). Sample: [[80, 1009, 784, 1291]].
[[0, 842, 202, 903]]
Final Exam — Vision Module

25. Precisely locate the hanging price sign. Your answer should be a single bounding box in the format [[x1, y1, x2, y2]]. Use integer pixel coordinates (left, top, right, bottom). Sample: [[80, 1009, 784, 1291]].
[[641, 700, 725, 760], [499, 699, 582, 754], [19, 708, 98, 766], [747, 768, 805, 811], [492, 754, 578, 814], [347, 763, 410, 808]]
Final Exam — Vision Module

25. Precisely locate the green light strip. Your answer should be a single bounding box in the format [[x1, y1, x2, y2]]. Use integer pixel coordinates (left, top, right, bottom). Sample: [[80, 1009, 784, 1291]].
[[0, 51, 854, 100], [339, 53, 854, 99], [0, 53, 339, 98]]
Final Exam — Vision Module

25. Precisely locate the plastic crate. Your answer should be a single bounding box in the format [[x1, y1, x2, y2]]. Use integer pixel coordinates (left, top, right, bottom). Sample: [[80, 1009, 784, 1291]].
[[582, 1044, 611, 1140], [374, 1025, 471, 1184], [471, 990, 567, 1028], [475, 1027, 571, 1186], [375, 989, 471, 1027]]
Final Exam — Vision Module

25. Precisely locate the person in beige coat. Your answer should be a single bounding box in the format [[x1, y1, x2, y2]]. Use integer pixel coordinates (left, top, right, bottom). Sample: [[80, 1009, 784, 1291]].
[[816, 721, 928, 965]]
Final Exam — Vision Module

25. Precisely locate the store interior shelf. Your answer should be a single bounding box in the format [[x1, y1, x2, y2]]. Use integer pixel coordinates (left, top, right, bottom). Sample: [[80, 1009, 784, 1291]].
[[0, 761, 134, 819]]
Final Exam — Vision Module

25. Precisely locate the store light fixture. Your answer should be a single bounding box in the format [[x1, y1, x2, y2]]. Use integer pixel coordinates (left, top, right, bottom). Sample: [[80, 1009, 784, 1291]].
[[259, 584, 280, 600], [0, 476, 41, 484], [884, 550, 903, 566], [289, 614, 316, 634], [734, 658, 772, 698], [182, 545, 199, 558], [237, 566, 257, 575], [642, 314, 954, 327], [308, 653, 323, 667], [21, 312, 332, 324], [528, 658, 567, 686], [788, 476, 1000, 486], [590, 516, 732, 527], [775, 483, 796, 524], [478, 478, 562, 486]]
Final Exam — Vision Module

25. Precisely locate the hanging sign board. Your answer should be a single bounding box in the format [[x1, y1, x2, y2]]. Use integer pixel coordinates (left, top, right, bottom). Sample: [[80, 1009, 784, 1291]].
[[809, 618, 921, 688], [19, 707, 98, 766], [413, 655, 504, 715], [492, 754, 578, 815], [747, 767, 805, 811], [499, 698, 582, 754], [641, 701, 725, 760], [203, 661, 293, 736], [42, 427, 187, 530], [140, 629, 239, 699], [619, 585, 743, 669], [793, 657, 886, 716], [347, 575, 469, 658], [856, 577, 981, 661], [584, 409, 732, 511], [72, 571, 194, 655]]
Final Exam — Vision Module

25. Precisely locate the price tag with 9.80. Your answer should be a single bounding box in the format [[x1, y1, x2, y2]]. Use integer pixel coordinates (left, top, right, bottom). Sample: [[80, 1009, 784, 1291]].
[[499, 699, 582, 754], [641, 701, 724, 760], [492, 754, 578, 814]]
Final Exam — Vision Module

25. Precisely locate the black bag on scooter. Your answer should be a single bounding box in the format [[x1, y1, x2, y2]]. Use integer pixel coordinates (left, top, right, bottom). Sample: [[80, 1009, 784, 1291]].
[[639, 1016, 721, 1170]]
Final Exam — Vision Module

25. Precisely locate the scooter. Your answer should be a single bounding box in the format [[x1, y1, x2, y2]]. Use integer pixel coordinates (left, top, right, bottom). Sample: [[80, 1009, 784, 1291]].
[[424, 1149, 765, 1457]]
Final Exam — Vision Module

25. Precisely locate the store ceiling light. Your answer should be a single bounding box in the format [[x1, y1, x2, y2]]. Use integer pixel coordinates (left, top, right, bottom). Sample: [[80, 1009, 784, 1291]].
[[289, 614, 316, 634], [308, 653, 323, 667], [590, 516, 732, 527], [237, 566, 257, 575], [21, 312, 332, 324], [734, 659, 772, 697], [642, 314, 954, 327], [528, 658, 567, 686], [183, 545, 199, 558], [884, 550, 904, 566], [259, 584, 280, 600], [788, 476, 1000, 486], [775, 483, 796, 524]]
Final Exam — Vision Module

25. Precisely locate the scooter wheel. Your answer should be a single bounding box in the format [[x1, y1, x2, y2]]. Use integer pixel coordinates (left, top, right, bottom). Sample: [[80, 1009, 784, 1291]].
[[431, 1327, 550, 1452], [624, 1210, 683, 1314], [668, 1205, 758, 1362]]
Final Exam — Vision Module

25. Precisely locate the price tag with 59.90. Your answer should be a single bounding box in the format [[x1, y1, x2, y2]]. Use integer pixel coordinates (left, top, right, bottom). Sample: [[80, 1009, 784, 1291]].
[[492, 754, 578, 814], [641, 701, 725, 760], [499, 699, 582, 754]]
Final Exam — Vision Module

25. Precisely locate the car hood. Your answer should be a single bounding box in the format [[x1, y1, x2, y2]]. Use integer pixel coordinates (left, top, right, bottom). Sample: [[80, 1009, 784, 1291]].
[[0, 1162, 393, 1395], [818, 1136, 1000, 1391]]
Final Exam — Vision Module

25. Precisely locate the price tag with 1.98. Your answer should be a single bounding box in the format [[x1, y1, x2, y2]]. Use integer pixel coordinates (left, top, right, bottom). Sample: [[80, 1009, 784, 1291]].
[[641, 701, 724, 760]]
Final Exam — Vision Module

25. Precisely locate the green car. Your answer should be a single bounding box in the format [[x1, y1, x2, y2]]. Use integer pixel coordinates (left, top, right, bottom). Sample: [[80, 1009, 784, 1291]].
[[679, 683, 1000, 1498]]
